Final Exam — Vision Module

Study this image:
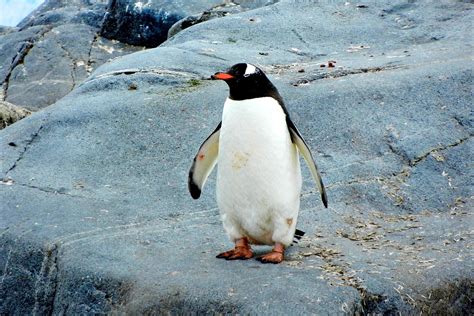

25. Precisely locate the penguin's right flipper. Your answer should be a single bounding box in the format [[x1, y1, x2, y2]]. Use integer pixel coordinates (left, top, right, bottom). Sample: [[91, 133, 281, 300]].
[[188, 122, 221, 199]]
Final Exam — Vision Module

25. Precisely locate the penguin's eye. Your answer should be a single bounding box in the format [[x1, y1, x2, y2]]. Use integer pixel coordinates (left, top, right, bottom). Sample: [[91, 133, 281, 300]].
[[243, 73, 251, 78]]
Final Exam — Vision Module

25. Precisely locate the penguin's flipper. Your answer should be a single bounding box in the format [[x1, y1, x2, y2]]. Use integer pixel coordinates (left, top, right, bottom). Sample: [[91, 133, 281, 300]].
[[188, 122, 221, 199], [287, 120, 328, 208]]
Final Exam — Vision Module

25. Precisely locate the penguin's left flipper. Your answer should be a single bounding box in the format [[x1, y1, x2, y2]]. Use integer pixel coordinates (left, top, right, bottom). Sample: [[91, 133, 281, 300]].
[[188, 122, 221, 199], [287, 119, 328, 208]]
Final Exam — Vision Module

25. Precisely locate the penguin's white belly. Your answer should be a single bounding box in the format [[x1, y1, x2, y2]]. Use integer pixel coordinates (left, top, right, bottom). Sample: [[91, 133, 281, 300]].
[[216, 97, 302, 246]]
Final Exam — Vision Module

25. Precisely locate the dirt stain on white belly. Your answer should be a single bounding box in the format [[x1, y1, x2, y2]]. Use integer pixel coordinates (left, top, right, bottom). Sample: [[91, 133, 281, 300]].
[[231, 151, 250, 170]]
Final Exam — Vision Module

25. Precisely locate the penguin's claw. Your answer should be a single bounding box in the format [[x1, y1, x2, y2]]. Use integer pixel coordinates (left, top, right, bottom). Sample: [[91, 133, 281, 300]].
[[256, 251, 284, 264], [216, 247, 253, 260]]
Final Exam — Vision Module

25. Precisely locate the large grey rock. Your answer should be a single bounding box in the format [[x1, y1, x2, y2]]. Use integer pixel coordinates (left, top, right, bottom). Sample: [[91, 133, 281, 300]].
[[17, 0, 107, 30], [0, 0, 145, 110], [0, 0, 472, 314], [167, 0, 278, 38], [167, 3, 241, 39], [100, 0, 226, 47]]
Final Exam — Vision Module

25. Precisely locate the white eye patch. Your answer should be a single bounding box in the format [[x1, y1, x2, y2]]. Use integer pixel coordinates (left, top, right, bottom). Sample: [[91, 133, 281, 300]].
[[244, 64, 256, 77]]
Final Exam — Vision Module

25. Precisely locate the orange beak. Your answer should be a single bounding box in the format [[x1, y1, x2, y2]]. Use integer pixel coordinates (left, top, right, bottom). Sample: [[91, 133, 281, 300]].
[[211, 72, 234, 80]]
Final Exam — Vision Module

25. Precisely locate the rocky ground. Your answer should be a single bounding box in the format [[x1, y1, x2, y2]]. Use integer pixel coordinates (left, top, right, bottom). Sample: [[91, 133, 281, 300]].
[[0, 0, 250, 111], [0, 0, 473, 314]]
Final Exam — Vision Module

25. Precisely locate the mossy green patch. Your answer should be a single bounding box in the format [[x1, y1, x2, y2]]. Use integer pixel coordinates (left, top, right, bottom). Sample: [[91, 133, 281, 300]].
[[188, 79, 201, 87]]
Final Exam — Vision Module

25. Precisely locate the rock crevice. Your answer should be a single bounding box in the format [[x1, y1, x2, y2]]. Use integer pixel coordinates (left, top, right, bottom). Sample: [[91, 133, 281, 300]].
[[4, 124, 44, 178], [32, 244, 59, 315]]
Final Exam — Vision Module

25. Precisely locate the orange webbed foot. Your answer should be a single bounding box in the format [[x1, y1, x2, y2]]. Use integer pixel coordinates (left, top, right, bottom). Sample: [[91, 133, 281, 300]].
[[216, 237, 253, 260], [216, 247, 253, 260], [257, 242, 285, 264], [256, 251, 284, 264]]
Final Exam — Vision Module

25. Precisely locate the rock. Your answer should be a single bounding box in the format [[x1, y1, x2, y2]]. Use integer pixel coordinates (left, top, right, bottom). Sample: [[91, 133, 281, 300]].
[[167, 0, 278, 39], [0, 26, 45, 99], [168, 12, 227, 39], [0, 1, 472, 314], [5, 24, 95, 110], [0, 101, 31, 129], [0, 0, 145, 110], [168, 2, 245, 39], [0, 26, 18, 35], [100, 0, 226, 47], [4, 24, 145, 111], [17, 0, 107, 30]]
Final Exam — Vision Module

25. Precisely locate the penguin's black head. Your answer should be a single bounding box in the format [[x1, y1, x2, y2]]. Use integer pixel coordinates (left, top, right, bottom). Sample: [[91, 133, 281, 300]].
[[211, 63, 279, 101]]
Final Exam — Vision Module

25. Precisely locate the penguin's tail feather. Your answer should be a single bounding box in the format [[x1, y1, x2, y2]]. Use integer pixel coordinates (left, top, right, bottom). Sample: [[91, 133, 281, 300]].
[[292, 229, 305, 244]]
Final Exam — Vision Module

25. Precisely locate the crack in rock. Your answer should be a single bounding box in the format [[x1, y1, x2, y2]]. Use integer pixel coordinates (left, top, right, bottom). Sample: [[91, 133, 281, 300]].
[[384, 124, 406, 163], [195, 51, 228, 61], [291, 64, 405, 86], [4, 124, 44, 177], [322, 176, 385, 191], [381, 136, 471, 208], [84, 8, 110, 76], [14, 182, 86, 199], [32, 243, 59, 315], [86, 33, 99, 75], [57, 41, 76, 91], [291, 28, 309, 46], [303, 135, 471, 208], [387, 142, 410, 164], [2, 26, 53, 101], [452, 116, 469, 129], [94, 68, 196, 79], [2, 42, 34, 100], [83, 68, 197, 87], [0, 247, 13, 289], [410, 135, 471, 167]]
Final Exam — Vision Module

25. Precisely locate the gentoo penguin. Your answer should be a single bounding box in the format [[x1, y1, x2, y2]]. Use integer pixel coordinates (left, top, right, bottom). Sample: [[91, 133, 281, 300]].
[[188, 63, 327, 264]]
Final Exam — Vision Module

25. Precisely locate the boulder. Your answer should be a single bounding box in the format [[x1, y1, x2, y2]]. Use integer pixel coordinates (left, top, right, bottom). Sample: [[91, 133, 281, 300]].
[[100, 0, 226, 47], [17, 0, 107, 30], [168, 2, 247, 39], [0, 1, 472, 314], [0, 0, 145, 110], [167, 0, 278, 39], [0, 101, 31, 129]]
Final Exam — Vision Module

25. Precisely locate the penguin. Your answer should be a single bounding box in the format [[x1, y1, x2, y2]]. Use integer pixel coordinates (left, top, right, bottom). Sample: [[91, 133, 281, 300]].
[[188, 63, 327, 264]]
